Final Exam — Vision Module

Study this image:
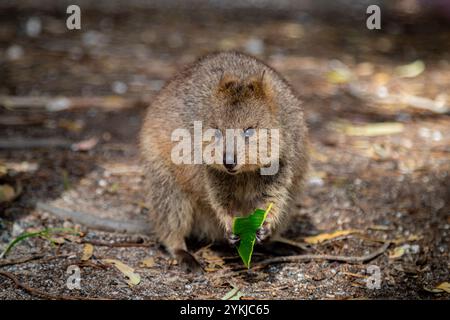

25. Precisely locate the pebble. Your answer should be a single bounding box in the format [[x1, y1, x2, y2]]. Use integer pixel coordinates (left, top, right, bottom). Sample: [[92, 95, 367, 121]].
[[244, 37, 264, 55], [112, 81, 128, 95], [25, 17, 42, 37], [6, 45, 24, 61], [308, 177, 324, 187], [82, 31, 107, 47], [11, 223, 24, 237]]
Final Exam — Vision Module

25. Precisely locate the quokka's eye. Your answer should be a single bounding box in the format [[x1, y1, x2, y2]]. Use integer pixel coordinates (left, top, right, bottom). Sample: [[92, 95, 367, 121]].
[[243, 127, 256, 138]]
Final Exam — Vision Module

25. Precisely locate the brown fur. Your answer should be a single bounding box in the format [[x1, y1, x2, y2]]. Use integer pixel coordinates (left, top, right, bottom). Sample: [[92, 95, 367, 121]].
[[139, 51, 308, 271]]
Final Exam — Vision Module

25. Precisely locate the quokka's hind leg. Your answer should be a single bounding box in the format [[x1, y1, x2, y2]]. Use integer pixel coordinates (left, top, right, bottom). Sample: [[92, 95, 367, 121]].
[[143, 167, 203, 273], [163, 228, 203, 274]]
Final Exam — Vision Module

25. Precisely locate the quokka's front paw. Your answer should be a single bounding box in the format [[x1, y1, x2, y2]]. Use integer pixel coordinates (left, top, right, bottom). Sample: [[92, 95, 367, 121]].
[[226, 232, 240, 247], [256, 222, 272, 243]]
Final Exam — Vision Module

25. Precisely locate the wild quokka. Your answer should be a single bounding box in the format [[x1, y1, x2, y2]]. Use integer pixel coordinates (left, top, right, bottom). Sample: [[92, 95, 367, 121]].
[[140, 51, 308, 272]]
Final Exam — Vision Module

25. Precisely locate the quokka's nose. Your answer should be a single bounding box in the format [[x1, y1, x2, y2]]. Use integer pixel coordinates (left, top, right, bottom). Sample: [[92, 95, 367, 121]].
[[223, 153, 237, 171]]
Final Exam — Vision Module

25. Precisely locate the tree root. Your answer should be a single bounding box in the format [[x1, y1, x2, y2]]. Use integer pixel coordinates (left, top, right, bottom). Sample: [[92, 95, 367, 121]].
[[255, 241, 390, 266]]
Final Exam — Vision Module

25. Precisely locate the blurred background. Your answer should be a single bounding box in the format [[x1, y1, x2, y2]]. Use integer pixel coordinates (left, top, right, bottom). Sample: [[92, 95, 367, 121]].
[[0, 0, 449, 299]]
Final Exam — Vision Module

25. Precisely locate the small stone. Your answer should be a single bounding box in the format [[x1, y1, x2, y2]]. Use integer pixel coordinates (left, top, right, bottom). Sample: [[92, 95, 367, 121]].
[[112, 81, 128, 95], [11, 223, 24, 237], [244, 37, 264, 55], [6, 45, 24, 61], [308, 177, 324, 187], [410, 244, 420, 254], [25, 17, 42, 37], [82, 31, 107, 47], [47, 97, 70, 111]]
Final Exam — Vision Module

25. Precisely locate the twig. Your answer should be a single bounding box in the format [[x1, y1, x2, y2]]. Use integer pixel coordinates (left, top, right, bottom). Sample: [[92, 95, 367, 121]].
[[272, 236, 311, 251], [0, 138, 72, 149], [0, 254, 45, 267], [255, 242, 391, 267], [0, 270, 109, 300], [0, 115, 46, 126], [81, 240, 154, 248], [0, 254, 72, 267], [36, 202, 153, 236]]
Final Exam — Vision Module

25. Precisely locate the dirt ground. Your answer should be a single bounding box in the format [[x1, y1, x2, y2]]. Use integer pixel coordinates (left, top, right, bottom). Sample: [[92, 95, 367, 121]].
[[0, 5, 449, 299]]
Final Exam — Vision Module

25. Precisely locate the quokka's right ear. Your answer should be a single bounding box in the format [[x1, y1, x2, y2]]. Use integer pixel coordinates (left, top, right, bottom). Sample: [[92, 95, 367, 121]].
[[244, 70, 270, 99]]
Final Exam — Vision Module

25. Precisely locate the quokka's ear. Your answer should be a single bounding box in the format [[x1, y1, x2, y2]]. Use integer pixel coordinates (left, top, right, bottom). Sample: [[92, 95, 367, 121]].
[[245, 70, 270, 98], [218, 72, 240, 93], [217, 70, 271, 102]]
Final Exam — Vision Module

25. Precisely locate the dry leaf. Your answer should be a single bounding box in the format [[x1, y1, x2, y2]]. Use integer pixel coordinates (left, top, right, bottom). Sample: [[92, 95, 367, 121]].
[[71, 137, 99, 152], [304, 229, 361, 244], [81, 243, 94, 261], [58, 119, 85, 133], [435, 282, 450, 293], [221, 285, 244, 300], [424, 282, 450, 294], [50, 237, 66, 245], [0, 184, 16, 203], [0, 163, 7, 177], [326, 69, 352, 84], [309, 147, 328, 162], [338, 122, 404, 137], [139, 257, 155, 268], [395, 60, 425, 78], [368, 225, 392, 231], [201, 248, 225, 272], [389, 246, 405, 259], [102, 259, 141, 287]]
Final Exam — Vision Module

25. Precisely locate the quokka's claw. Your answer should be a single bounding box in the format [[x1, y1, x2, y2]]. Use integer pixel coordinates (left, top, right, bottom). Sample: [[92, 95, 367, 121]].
[[227, 233, 240, 246], [256, 225, 271, 243]]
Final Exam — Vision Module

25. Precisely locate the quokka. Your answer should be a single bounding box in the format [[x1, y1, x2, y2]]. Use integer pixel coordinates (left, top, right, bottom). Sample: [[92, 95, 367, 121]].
[[140, 51, 308, 272]]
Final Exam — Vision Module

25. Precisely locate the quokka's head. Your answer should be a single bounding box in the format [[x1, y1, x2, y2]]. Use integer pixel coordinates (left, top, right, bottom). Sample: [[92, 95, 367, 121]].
[[203, 70, 281, 176]]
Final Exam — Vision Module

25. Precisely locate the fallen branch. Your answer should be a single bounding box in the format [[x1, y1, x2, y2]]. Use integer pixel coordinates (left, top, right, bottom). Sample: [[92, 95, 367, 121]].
[[36, 202, 153, 236], [255, 241, 390, 266], [346, 84, 450, 114], [0, 137, 98, 151], [0, 270, 109, 300], [0, 95, 147, 111]]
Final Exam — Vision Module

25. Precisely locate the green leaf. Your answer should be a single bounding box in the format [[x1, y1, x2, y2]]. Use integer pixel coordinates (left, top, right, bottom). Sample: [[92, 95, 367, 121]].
[[0, 227, 80, 258], [221, 286, 240, 300], [232, 203, 272, 268]]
